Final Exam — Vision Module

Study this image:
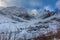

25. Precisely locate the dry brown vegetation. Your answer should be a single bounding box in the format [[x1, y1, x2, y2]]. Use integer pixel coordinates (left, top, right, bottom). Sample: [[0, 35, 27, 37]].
[[30, 26, 60, 40]]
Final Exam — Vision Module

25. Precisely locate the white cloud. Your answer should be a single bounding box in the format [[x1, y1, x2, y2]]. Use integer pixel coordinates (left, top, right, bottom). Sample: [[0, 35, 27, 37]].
[[0, 0, 43, 8], [31, 9, 38, 15], [0, 0, 22, 7], [56, 0, 60, 9], [0, 1, 6, 7], [0, 0, 13, 7]]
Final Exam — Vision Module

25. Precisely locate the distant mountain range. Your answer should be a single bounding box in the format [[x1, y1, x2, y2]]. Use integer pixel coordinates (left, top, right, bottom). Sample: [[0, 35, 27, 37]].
[[0, 6, 60, 22]]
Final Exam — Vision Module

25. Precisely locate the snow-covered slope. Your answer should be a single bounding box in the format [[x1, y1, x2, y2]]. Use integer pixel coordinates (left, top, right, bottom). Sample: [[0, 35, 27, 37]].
[[0, 7, 60, 40], [1, 6, 33, 20], [0, 7, 5, 10]]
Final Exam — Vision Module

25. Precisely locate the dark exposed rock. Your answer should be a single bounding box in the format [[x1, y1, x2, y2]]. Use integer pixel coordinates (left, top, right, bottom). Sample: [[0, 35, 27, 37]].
[[42, 11, 55, 19]]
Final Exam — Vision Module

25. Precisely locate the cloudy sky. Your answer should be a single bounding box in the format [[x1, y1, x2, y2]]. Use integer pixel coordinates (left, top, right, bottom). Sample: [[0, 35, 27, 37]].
[[0, 0, 60, 10]]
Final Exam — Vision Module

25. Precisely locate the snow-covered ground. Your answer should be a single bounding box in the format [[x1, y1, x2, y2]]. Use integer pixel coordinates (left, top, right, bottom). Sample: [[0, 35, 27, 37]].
[[0, 14, 59, 39]]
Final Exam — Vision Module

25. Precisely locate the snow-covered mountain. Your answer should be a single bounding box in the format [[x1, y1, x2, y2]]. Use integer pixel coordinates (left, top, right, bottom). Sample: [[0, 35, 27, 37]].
[[39, 9, 55, 19], [0, 6, 34, 22], [1, 6, 27, 16], [0, 7, 4, 10], [0, 6, 60, 40]]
